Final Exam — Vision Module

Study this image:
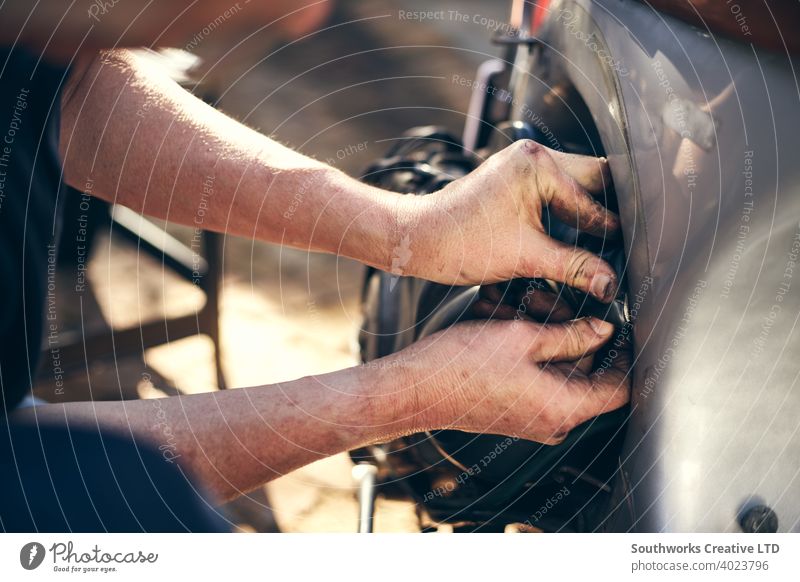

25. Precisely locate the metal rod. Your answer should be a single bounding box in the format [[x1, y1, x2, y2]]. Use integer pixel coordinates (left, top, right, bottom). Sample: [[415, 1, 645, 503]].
[[507, 0, 537, 122], [352, 464, 378, 533]]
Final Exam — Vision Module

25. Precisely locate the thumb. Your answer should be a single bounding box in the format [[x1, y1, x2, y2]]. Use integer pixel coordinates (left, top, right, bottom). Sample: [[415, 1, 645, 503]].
[[529, 317, 614, 363], [528, 231, 618, 302]]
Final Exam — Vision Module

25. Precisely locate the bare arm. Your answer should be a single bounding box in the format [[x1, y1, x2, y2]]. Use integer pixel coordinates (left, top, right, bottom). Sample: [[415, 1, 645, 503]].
[[14, 363, 416, 503], [61, 49, 622, 295], [13, 317, 629, 503], [60, 49, 410, 275], [51, 50, 632, 505]]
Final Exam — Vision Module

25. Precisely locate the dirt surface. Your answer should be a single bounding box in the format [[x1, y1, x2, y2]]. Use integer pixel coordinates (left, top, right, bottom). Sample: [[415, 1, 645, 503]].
[[36, 1, 509, 532]]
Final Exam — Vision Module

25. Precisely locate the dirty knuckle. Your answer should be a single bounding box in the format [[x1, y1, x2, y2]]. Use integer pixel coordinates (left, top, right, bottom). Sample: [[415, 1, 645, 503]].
[[565, 324, 587, 355], [514, 139, 547, 167], [565, 251, 592, 286], [515, 138, 539, 155], [586, 204, 606, 230], [529, 324, 555, 355]]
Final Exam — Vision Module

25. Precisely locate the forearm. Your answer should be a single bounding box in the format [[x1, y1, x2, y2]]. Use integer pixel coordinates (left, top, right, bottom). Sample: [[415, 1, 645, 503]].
[[60, 49, 422, 273], [13, 361, 425, 502]]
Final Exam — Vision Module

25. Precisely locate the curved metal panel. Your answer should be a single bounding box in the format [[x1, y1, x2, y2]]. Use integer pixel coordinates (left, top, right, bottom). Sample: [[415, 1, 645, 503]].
[[537, 0, 800, 531]]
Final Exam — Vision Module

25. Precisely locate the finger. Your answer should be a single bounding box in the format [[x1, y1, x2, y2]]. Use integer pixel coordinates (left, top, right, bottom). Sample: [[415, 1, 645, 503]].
[[547, 149, 612, 195], [512, 283, 573, 322], [476, 282, 573, 322], [542, 168, 620, 237], [551, 353, 595, 376], [519, 141, 619, 237], [546, 364, 630, 436], [472, 298, 527, 320], [527, 231, 619, 302], [528, 317, 613, 363], [472, 293, 568, 322], [576, 354, 595, 374], [596, 334, 633, 374], [478, 283, 507, 304], [575, 336, 633, 420], [557, 334, 631, 384], [581, 366, 631, 419], [473, 284, 524, 320]]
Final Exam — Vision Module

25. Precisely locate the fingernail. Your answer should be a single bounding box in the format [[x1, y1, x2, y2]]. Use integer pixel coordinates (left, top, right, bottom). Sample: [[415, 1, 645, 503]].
[[587, 317, 612, 335], [607, 211, 621, 231], [591, 274, 617, 302]]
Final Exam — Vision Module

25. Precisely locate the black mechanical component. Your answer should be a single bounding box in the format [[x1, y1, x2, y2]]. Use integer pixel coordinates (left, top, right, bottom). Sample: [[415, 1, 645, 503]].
[[740, 505, 779, 533], [361, 126, 475, 194], [354, 125, 630, 532], [356, 127, 476, 362]]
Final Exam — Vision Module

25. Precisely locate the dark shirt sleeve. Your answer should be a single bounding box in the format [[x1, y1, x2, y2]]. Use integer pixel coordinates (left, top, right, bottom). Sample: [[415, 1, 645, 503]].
[[0, 47, 70, 413]]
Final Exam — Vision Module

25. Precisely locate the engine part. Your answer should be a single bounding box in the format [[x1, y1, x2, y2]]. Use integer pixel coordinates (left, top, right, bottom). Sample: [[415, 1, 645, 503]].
[[355, 124, 630, 531]]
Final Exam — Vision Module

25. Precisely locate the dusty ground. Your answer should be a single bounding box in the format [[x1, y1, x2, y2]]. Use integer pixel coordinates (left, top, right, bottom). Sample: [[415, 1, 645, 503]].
[[37, 1, 508, 532]]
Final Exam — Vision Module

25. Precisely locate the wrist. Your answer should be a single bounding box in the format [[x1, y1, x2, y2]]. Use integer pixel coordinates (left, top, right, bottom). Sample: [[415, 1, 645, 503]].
[[334, 176, 441, 282], [284, 166, 441, 281], [394, 189, 473, 285], [319, 171, 409, 272], [373, 342, 464, 433], [387, 192, 442, 282], [350, 351, 435, 437]]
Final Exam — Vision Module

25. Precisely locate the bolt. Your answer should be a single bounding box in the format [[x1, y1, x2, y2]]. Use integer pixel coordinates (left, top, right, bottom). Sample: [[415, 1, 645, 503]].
[[739, 505, 778, 533]]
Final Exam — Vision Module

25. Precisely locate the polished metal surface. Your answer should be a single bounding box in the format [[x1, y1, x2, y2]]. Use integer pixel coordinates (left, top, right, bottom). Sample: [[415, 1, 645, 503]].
[[531, 0, 800, 531], [352, 463, 379, 534]]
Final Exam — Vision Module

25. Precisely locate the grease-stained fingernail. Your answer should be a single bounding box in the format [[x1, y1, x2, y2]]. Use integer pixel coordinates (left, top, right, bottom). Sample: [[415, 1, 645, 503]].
[[591, 273, 617, 302]]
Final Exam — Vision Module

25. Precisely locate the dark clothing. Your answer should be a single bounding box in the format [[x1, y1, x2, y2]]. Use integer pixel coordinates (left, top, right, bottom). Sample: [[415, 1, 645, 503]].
[[0, 422, 225, 532], [0, 46, 222, 532], [0, 45, 68, 414]]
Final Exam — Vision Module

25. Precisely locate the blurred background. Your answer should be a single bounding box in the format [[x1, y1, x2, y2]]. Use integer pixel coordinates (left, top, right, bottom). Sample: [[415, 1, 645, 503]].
[[37, 0, 508, 532]]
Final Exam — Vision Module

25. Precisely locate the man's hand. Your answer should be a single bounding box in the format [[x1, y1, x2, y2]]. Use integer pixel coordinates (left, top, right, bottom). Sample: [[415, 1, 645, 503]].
[[391, 316, 630, 445], [61, 52, 618, 306], [409, 140, 620, 302]]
